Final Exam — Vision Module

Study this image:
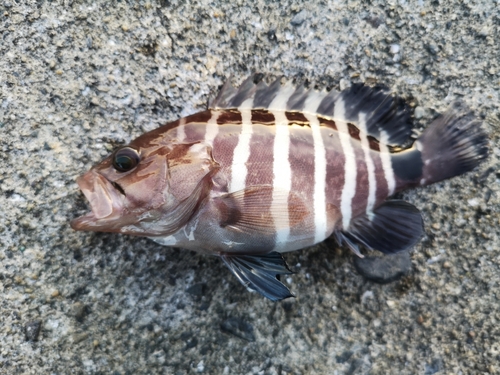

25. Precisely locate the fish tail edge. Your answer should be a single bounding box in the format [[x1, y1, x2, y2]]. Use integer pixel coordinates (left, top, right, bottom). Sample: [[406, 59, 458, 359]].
[[416, 102, 489, 185]]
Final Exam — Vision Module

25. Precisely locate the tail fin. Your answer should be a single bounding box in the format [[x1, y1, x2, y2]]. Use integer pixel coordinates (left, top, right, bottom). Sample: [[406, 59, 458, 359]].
[[416, 102, 488, 186]]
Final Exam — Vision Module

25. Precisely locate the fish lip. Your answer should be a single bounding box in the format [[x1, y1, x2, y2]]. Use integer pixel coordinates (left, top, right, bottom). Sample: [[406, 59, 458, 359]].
[[70, 211, 98, 231], [70, 171, 126, 231]]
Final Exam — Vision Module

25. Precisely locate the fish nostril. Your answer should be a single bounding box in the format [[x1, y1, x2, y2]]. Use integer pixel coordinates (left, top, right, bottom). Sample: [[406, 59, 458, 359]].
[[112, 181, 126, 196]]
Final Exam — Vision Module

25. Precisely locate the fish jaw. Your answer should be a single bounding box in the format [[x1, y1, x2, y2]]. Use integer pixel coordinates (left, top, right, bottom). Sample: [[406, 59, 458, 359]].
[[70, 171, 129, 232]]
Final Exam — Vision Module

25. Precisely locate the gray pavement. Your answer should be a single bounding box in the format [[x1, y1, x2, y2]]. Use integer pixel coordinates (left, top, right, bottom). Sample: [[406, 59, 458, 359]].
[[1, 1, 499, 374]]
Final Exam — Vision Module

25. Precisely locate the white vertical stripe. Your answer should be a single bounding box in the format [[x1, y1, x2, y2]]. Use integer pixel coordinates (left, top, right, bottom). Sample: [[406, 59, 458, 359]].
[[204, 110, 220, 145], [416, 141, 426, 186], [303, 93, 328, 243], [229, 99, 253, 193], [269, 85, 295, 247], [177, 118, 186, 142], [357, 113, 377, 219], [334, 98, 357, 230], [379, 131, 396, 195], [271, 109, 291, 246]]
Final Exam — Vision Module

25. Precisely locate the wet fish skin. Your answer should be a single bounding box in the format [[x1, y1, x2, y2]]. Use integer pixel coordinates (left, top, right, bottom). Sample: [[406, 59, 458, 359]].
[[71, 77, 488, 301]]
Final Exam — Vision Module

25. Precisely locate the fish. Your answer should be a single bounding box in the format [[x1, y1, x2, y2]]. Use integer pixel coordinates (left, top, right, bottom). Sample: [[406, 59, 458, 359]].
[[71, 76, 488, 301]]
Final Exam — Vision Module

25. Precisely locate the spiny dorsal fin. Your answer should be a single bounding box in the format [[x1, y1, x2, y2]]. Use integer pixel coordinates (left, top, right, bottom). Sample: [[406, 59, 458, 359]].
[[210, 76, 413, 146]]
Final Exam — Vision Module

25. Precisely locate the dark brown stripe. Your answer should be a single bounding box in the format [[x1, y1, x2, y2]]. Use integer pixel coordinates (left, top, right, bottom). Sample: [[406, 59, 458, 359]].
[[251, 109, 275, 124], [184, 110, 213, 124], [285, 111, 309, 125], [244, 124, 275, 186], [368, 136, 380, 152], [349, 143, 369, 219], [211, 125, 241, 192], [347, 123, 361, 141], [243, 124, 276, 249], [130, 118, 180, 148], [319, 116, 384, 152], [323, 127, 345, 229], [319, 117, 337, 130], [217, 109, 242, 125], [288, 126, 316, 239], [167, 143, 193, 167]]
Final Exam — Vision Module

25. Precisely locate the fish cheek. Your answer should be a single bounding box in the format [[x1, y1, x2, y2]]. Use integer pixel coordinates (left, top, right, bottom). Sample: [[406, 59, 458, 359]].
[[132, 144, 218, 236], [115, 155, 169, 211], [166, 143, 219, 202]]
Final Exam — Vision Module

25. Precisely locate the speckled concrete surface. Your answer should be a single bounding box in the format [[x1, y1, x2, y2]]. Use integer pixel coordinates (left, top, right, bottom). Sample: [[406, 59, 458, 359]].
[[1, 1, 499, 374]]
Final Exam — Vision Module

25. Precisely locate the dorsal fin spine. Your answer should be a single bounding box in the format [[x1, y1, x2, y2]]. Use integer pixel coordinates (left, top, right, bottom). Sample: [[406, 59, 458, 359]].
[[210, 76, 413, 147]]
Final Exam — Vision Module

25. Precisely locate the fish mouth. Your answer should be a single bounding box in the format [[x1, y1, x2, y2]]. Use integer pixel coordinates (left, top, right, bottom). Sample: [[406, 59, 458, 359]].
[[70, 171, 128, 232]]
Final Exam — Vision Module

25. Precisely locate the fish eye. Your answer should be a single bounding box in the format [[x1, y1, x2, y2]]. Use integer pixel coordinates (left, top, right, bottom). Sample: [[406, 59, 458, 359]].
[[112, 147, 140, 172]]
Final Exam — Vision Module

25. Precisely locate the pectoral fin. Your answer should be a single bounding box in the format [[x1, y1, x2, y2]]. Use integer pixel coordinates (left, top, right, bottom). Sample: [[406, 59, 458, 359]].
[[215, 185, 311, 236], [221, 252, 294, 301], [337, 200, 424, 255]]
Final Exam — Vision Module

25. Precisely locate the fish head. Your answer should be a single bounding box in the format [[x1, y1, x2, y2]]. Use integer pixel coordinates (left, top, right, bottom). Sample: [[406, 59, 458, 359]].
[[71, 134, 217, 236]]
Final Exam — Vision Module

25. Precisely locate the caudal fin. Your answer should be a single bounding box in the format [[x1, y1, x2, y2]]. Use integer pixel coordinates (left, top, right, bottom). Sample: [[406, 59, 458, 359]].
[[417, 102, 488, 185]]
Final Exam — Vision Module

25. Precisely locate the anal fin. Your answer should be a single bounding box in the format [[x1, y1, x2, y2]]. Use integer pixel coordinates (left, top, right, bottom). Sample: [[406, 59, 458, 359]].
[[334, 231, 364, 258], [221, 252, 294, 301], [337, 200, 424, 255]]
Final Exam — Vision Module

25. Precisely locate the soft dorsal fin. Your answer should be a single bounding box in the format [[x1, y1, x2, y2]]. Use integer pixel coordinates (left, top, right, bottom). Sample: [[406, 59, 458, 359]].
[[332, 84, 412, 145], [210, 76, 413, 146]]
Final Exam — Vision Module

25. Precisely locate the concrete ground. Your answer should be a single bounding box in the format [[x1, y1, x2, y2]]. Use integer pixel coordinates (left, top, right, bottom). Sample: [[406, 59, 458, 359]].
[[1, 1, 499, 374]]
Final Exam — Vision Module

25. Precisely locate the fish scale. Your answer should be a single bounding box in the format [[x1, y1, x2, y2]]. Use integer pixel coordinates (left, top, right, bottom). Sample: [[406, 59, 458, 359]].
[[71, 76, 488, 301], [174, 108, 391, 246]]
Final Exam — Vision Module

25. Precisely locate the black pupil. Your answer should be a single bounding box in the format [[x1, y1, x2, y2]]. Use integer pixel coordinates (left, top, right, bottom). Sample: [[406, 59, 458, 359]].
[[113, 148, 139, 172]]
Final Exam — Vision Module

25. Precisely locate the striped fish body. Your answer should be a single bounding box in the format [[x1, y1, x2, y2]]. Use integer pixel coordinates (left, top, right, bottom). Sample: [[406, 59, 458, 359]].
[[151, 108, 393, 255], [71, 77, 488, 300]]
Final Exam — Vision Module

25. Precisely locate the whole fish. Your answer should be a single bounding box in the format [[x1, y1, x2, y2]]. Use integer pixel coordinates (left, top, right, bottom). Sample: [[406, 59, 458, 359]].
[[71, 76, 488, 301]]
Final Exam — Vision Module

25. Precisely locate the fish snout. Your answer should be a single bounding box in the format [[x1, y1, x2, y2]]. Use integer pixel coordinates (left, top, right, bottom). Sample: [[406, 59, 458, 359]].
[[70, 171, 125, 231]]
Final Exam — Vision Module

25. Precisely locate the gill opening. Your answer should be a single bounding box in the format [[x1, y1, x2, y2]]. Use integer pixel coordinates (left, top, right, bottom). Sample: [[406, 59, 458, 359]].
[[112, 181, 126, 196]]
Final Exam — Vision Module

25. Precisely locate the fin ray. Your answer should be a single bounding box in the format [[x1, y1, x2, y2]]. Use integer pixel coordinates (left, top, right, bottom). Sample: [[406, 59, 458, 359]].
[[332, 84, 412, 145], [215, 185, 312, 235], [210, 77, 412, 146], [338, 200, 424, 255], [221, 252, 294, 301], [417, 102, 488, 185]]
